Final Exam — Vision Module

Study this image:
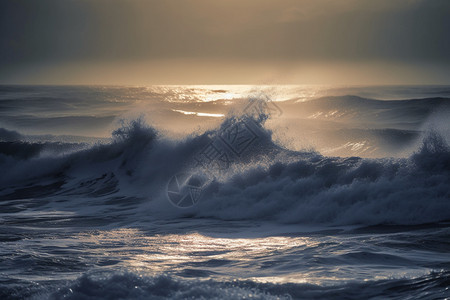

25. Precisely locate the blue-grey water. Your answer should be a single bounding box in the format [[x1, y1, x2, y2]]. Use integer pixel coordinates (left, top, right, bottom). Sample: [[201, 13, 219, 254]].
[[0, 85, 449, 299]]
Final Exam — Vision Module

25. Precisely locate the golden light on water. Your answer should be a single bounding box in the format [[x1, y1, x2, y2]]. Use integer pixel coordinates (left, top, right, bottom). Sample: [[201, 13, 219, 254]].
[[172, 109, 225, 118], [76, 228, 322, 282], [62, 228, 434, 286]]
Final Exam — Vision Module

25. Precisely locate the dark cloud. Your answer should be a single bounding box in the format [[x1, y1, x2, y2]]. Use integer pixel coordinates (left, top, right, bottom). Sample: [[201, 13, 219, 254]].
[[0, 0, 449, 84]]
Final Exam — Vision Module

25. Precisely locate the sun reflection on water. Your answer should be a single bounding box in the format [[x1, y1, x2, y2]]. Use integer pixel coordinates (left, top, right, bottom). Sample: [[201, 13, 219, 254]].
[[76, 228, 321, 282], [70, 228, 433, 286]]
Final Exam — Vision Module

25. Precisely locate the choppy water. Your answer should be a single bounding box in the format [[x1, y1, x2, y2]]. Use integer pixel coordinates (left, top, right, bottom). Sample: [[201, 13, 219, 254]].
[[0, 85, 449, 299]]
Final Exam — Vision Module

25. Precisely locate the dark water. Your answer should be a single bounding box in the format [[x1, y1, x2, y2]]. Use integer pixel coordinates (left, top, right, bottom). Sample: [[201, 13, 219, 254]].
[[0, 85, 449, 299]]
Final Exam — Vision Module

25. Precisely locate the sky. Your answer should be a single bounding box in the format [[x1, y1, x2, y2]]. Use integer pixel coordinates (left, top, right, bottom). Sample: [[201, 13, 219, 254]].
[[0, 0, 449, 85]]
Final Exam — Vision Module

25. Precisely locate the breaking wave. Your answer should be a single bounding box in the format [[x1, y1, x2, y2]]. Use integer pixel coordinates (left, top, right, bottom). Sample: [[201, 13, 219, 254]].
[[0, 111, 449, 226]]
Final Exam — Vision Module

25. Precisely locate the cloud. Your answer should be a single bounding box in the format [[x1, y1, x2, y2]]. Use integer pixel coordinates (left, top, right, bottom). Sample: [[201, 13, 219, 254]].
[[0, 0, 449, 84]]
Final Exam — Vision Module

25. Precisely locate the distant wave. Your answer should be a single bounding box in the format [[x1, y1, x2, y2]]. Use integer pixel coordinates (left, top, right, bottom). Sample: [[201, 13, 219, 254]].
[[281, 96, 450, 126]]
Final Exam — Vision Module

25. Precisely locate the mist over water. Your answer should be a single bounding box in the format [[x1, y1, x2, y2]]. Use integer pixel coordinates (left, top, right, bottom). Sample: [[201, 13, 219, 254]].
[[0, 85, 449, 299], [1, 84, 449, 157]]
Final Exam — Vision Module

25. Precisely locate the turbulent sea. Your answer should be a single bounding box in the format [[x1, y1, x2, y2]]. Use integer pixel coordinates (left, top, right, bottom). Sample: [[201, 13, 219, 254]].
[[0, 85, 449, 299]]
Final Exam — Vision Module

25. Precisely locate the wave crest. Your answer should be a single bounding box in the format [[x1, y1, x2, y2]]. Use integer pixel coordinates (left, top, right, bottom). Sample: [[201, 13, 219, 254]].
[[1, 115, 449, 226]]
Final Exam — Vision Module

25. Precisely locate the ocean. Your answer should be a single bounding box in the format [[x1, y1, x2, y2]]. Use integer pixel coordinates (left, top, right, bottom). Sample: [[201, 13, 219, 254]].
[[0, 85, 449, 299]]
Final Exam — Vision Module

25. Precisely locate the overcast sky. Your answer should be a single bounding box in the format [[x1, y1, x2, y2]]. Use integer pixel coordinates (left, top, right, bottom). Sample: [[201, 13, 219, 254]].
[[1, 0, 449, 85]]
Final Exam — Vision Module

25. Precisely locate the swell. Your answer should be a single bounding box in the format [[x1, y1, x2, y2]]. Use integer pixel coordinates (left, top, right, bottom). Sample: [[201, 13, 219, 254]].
[[279, 96, 450, 130]]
